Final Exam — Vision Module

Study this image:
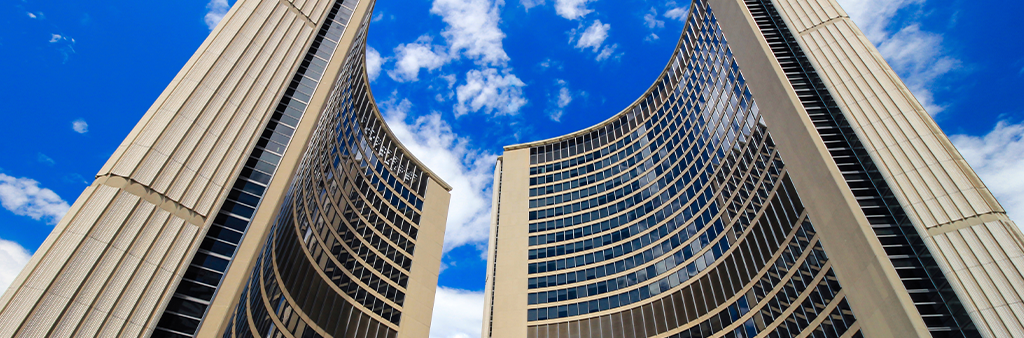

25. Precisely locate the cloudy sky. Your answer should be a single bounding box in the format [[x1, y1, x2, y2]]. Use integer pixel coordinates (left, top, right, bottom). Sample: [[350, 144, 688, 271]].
[[2, 0, 1023, 337]]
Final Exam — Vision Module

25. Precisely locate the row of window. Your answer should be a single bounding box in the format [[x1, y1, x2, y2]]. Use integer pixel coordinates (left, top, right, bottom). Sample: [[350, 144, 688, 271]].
[[299, 189, 408, 306], [528, 96, 691, 194], [334, 101, 423, 239], [528, 173, 804, 319], [329, 171, 417, 254], [529, 113, 711, 221], [530, 118, 662, 187], [528, 128, 771, 261], [529, 201, 719, 272], [528, 146, 780, 287], [338, 88, 430, 203], [337, 106, 427, 216], [310, 153, 414, 283], [527, 189, 804, 322], [528, 167, 790, 304], [529, 102, 649, 166], [329, 154, 418, 259]]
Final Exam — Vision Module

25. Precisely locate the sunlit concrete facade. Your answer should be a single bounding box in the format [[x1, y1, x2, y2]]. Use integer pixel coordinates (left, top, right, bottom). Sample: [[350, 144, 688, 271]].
[[0, 1, 450, 338], [483, 0, 1024, 337]]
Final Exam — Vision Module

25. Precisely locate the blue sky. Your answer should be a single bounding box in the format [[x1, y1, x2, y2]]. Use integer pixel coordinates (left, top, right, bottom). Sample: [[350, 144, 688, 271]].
[[1, 0, 1023, 337]]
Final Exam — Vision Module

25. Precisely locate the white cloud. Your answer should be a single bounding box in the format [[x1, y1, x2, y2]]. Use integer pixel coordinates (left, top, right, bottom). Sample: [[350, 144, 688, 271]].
[[574, 20, 610, 51], [380, 95, 497, 250], [382, 0, 527, 117], [520, 0, 545, 10], [644, 8, 665, 29], [72, 119, 88, 133], [27, 12, 37, 19], [389, 37, 449, 82], [664, 6, 689, 20], [46, 33, 76, 63], [204, 0, 230, 30], [570, 21, 617, 61], [950, 121, 1024, 223], [429, 287, 484, 338], [0, 173, 70, 225], [0, 238, 32, 295], [555, 0, 596, 20], [547, 79, 574, 122], [365, 46, 385, 82], [595, 44, 617, 61], [455, 68, 527, 117], [838, 0, 957, 115], [37, 153, 55, 166], [432, 0, 509, 66], [556, 83, 573, 108]]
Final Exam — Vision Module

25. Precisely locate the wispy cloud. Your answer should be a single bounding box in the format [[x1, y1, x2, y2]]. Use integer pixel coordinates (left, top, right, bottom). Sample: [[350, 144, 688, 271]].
[[664, 5, 689, 21], [204, 0, 230, 30], [520, 0, 545, 10], [538, 58, 563, 71], [547, 79, 574, 122], [72, 119, 88, 134], [37, 153, 55, 166], [838, 0, 958, 115], [950, 121, 1024, 223], [642, 7, 669, 42], [23, 11, 75, 62], [0, 237, 32, 295], [381, 95, 496, 251], [0, 173, 70, 225], [63, 173, 90, 185], [644, 8, 665, 29], [429, 287, 484, 338], [554, 0, 596, 20]]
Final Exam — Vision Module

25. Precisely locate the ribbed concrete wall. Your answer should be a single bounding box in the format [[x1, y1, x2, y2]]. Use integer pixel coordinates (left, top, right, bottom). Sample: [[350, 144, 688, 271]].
[[0, 0, 338, 336], [769, 0, 1024, 336]]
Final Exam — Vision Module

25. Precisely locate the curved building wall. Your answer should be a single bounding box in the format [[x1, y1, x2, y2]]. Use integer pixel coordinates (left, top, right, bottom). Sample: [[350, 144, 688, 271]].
[[484, 0, 1024, 337], [511, 2, 861, 337], [219, 2, 451, 338]]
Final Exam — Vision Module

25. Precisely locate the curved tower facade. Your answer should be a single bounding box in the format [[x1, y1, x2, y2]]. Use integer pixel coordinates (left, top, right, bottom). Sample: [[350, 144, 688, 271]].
[[483, 0, 1024, 337], [0, 0, 450, 338], [219, 4, 452, 338]]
